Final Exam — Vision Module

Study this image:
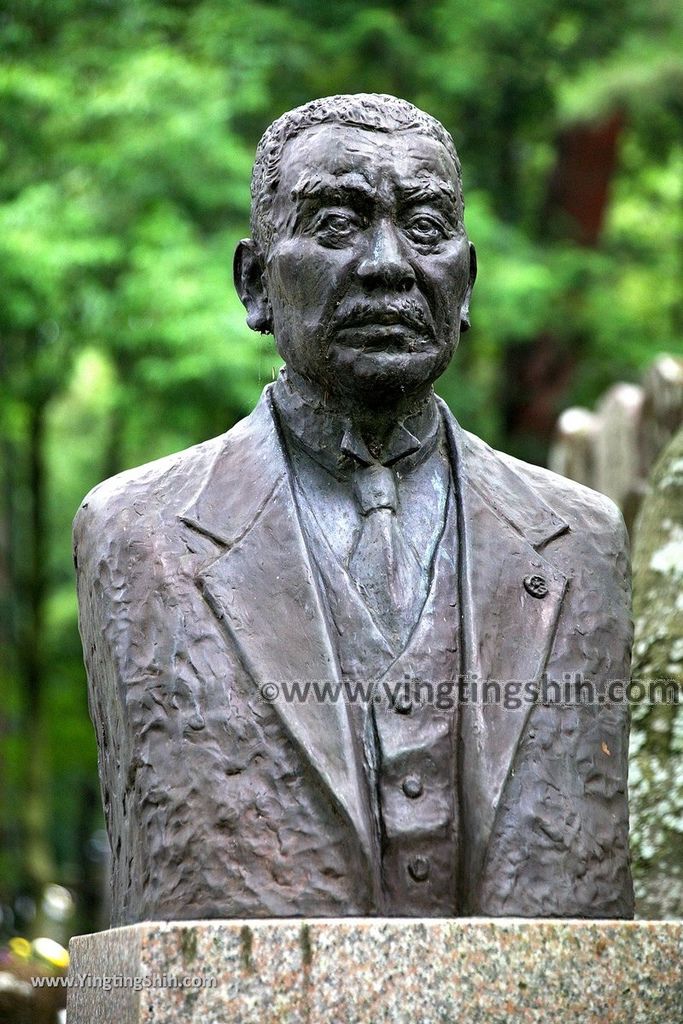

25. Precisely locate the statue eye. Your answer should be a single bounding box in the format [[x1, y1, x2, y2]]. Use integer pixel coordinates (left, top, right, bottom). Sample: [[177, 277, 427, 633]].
[[315, 212, 360, 245], [323, 214, 353, 231], [404, 214, 447, 245]]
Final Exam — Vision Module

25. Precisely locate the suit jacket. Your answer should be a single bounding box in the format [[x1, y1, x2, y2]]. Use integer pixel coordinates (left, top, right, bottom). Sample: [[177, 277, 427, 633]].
[[74, 387, 634, 924]]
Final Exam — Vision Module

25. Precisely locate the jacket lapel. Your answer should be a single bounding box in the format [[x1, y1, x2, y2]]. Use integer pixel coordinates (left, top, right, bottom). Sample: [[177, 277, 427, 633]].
[[180, 388, 374, 866], [440, 403, 569, 905]]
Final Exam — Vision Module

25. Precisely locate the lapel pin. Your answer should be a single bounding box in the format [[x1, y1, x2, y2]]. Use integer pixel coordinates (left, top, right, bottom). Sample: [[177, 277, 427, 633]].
[[524, 574, 549, 598]]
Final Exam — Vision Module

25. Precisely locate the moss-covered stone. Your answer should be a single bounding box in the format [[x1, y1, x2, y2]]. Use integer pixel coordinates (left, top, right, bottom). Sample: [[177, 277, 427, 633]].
[[630, 425, 683, 918]]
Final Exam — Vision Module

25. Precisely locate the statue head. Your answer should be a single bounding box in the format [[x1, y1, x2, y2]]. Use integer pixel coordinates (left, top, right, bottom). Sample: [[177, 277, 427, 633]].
[[234, 94, 476, 411]]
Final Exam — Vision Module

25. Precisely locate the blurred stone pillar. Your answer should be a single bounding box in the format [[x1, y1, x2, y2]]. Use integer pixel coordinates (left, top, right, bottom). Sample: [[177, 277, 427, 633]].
[[593, 383, 645, 527], [640, 355, 683, 476], [549, 355, 683, 534], [549, 407, 599, 487]]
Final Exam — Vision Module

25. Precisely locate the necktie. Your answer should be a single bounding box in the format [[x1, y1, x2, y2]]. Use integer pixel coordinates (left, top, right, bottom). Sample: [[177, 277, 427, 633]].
[[348, 462, 423, 646]]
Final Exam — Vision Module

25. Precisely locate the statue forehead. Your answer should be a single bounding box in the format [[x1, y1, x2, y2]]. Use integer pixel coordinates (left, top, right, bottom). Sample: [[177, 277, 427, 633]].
[[276, 123, 458, 193]]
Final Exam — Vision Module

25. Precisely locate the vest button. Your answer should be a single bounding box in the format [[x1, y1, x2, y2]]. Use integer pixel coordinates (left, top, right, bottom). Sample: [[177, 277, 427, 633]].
[[402, 775, 424, 799], [408, 856, 430, 882]]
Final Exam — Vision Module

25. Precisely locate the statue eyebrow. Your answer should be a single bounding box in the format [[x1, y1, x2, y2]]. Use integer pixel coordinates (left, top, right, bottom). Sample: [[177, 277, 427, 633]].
[[398, 180, 458, 210], [291, 177, 376, 209]]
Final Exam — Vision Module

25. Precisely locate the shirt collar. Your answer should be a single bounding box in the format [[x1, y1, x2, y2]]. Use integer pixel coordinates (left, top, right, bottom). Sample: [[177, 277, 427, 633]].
[[271, 369, 441, 477]]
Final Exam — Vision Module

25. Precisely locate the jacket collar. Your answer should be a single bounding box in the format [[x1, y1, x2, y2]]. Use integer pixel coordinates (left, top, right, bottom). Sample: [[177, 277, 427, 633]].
[[438, 398, 568, 551], [181, 390, 284, 547], [272, 369, 440, 476], [182, 389, 568, 552]]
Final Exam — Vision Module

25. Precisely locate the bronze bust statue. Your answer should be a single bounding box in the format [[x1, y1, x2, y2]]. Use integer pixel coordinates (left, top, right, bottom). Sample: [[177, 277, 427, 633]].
[[74, 94, 633, 924]]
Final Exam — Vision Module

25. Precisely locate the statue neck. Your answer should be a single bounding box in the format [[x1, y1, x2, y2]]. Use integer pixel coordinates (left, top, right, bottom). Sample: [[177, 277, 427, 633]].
[[278, 367, 437, 461]]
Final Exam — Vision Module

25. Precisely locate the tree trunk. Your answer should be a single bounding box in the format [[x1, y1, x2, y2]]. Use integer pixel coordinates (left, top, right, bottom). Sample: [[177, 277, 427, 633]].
[[502, 112, 626, 456], [16, 399, 56, 895]]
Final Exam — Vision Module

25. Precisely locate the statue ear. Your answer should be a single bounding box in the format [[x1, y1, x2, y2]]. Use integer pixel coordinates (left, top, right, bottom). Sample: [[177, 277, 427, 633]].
[[233, 239, 273, 335], [460, 242, 477, 333]]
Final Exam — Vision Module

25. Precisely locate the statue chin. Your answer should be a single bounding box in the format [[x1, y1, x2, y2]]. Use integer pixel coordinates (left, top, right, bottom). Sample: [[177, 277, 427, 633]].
[[327, 342, 457, 409]]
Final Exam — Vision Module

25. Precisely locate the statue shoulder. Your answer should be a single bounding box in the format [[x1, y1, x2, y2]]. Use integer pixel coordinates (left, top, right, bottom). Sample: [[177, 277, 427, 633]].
[[461, 426, 627, 545], [497, 445, 627, 544], [72, 433, 225, 559], [73, 390, 276, 543]]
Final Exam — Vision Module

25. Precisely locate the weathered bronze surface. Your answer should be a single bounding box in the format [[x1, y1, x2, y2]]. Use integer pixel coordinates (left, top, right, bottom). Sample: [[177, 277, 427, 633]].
[[74, 94, 633, 924]]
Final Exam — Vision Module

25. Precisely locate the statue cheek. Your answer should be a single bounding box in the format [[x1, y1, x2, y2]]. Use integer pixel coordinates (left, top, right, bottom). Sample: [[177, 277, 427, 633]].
[[434, 252, 472, 308], [271, 239, 351, 294]]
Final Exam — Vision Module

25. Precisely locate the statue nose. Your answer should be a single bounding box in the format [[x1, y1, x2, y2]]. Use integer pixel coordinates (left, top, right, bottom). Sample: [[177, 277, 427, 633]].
[[356, 220, 415, 291]]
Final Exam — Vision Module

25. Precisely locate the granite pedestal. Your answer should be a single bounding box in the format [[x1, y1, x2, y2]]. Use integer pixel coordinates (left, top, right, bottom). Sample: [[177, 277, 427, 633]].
[[67, 918, 682, 1023]]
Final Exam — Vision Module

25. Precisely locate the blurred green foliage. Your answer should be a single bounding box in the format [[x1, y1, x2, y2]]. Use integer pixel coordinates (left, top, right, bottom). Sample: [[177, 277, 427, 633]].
[[0, 0, 681, 930]]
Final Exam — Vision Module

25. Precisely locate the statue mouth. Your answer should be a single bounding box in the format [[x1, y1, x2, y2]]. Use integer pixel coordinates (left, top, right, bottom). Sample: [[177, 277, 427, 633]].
[[333, 302, 434, 345]]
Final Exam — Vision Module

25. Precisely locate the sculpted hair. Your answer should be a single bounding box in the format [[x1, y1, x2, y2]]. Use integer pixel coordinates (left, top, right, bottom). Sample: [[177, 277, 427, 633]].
[[250, 93, 464, 252]]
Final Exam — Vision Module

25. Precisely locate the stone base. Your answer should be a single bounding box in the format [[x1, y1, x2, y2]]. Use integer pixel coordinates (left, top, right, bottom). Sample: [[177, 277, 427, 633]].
[[67, 918, 683, 1023]]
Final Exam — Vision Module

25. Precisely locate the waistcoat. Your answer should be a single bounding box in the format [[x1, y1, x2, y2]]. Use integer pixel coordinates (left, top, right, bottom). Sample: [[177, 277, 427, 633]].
[[295, 474, 461, 914]]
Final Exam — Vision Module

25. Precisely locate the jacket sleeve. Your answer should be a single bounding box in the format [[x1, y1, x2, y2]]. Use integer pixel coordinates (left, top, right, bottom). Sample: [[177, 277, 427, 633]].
[[72, 459, 230, 924]]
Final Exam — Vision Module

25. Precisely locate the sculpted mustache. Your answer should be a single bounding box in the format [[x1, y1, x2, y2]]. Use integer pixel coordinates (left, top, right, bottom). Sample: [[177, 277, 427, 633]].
[[333, 302, 434, 332]]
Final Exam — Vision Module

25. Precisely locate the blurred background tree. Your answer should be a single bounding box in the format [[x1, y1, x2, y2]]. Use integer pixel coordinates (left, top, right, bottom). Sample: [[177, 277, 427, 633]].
[[0, 0, 681, 934]]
